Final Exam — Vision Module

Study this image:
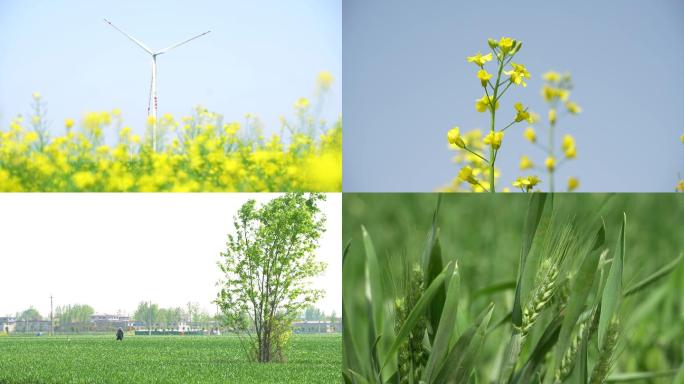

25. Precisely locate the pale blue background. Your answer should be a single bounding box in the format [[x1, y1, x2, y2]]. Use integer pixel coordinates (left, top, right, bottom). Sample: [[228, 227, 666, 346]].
[[343, 0, 684, 192], [0, 0, 341, 138]]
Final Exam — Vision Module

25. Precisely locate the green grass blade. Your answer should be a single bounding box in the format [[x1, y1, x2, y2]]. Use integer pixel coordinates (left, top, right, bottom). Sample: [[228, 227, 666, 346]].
[[554, 223, 605, 372], [623, 252, 683, 297], [599, 213, 625, 349], [513, 193, 548, 327], [474, 280, 516, 298], [426, 236, 445, 345], [422, 261, 460, 383], [434, 303, 495, 384], [343, 235, 373, 380], [381, 261, 452, 371], [361, 226, 397, 381]]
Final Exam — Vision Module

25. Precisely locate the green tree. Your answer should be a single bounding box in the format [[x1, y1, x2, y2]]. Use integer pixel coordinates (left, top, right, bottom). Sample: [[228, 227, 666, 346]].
[[17, 307, 42, 321], [304, 305, 324, 321], [55, 304, 94, 331], [216, 192, 327, 363], [133, 302, 158, 328]]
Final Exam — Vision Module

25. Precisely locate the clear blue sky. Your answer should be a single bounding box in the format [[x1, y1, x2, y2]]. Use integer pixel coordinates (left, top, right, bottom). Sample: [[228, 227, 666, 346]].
[[0, 0, 341, 138], [343, 0, 684, 192]]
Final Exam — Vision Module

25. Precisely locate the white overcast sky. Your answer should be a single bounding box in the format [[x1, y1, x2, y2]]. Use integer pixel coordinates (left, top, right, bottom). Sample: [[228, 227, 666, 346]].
[[0, 193, 341, 317]]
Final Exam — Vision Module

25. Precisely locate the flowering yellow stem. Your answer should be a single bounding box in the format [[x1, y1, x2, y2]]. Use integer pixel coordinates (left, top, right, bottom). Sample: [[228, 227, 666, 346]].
[[488, 56, 506, 193]]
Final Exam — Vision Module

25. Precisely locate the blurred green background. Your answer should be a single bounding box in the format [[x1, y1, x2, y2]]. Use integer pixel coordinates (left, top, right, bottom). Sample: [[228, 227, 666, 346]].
[[343, 193, 684, 380]]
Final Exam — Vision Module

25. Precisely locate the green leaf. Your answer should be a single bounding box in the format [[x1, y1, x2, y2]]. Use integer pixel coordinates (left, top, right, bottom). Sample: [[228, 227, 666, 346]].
[[474, 280, 516, 298], [342, 239, 352, 263], [599, 213, 625, 349], [381, 261, 452, 371], [422, 261, 460, 383], [361, 226, 397, 381], [433, 303, 495, 384], [514, 314, 563, 384], [426, 237, 445, 345], [623, 252, 683, 297], [342, 236, 372, 380], [513, 193, 548, 327], [554, 223, 605, 373]]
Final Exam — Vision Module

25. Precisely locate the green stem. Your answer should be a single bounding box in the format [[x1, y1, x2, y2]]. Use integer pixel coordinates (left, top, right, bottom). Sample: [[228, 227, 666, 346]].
[[549, 120, 555, 193], [488, 56, 506, 193], [463, 146, 489, 164]]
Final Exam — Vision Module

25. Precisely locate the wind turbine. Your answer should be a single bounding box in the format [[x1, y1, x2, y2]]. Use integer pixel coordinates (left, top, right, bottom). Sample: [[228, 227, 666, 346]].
[[104, 19, 210, 151]]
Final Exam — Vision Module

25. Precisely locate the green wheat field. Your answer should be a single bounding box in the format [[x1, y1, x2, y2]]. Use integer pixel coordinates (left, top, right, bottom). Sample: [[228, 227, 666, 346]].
[[0, 334, 341, 383], [343, 193, 684, 383]]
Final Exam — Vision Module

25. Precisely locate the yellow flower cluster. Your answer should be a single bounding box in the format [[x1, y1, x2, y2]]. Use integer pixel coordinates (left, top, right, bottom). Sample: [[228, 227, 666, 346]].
[[519, 70, 581, 192], [0, 90, 341, 192], [441, 128, 498, 192], [444, 37, 540, 193]]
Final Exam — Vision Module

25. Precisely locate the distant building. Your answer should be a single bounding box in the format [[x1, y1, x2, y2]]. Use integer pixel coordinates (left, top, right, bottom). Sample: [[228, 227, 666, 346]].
[[0, 317, 16, 333], [292, 320, 341, 334], [91, 313, 131, 323], [90, 313, 132, 330]]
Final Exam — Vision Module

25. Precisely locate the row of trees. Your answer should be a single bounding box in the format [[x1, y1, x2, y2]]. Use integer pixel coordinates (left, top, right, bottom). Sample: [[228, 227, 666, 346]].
[[131, 301, 214, 327]]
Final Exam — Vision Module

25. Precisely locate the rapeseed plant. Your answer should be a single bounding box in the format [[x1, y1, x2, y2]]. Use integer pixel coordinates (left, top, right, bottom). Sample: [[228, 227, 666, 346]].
[[519, 71, 581, 192], [0, 73, 341, 192], [445, 37, 539, 193]]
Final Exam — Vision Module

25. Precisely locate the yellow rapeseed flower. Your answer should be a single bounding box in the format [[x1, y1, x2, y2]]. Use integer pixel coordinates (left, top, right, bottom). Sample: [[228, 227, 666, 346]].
[[475, 95, 499, 113], [72, 171, 96, 189], [548, 109, 557, 125], [447, 127, 465, 148], [543, 71, 561, 82], [466, 52, 493, 67], [681, 133, 684, 143], [565, 101, 582, 114], [498, 37, 515, 53], [477, 69, 492, 87], [65, 118, 74, 129], [519, 155, 534, 170], [316, 71, 334, 91], [524, 127, 536, 143], [294, 97, 310, 111], [512, 175, 540, 192], [483, 131, 504, 149], [568, 176, 579, 191], [32, 91, 41, 100], [505, 62, 530, 87], [562, 134, 575, 151], [545, 156, 556, 171], [565, 146, 576, 159], [514, 102, 531, 123], [458, 166, 478, 185]]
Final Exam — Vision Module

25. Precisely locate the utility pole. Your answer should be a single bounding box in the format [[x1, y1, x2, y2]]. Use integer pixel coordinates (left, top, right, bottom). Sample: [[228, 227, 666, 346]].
[[49, 294, 54, 336], [148, 300, 152, 336]]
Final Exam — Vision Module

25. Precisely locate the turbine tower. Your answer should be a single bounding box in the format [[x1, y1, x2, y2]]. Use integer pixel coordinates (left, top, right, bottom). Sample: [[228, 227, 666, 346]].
[[104, 19, 210, 151]]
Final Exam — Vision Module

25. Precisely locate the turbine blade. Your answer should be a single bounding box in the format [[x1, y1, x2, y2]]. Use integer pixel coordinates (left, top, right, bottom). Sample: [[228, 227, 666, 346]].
[[156, 30, 211, 54], [104, 19, 154, 55]]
